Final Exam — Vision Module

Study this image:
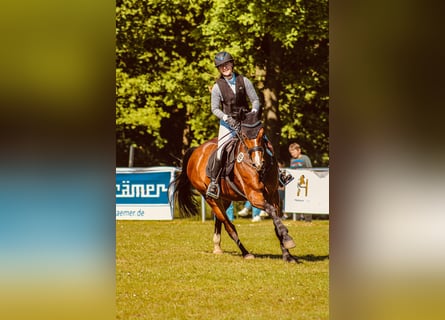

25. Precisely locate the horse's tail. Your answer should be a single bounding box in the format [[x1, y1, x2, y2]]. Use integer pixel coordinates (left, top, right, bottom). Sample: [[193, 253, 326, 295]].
[[170, 147, 200, 217]]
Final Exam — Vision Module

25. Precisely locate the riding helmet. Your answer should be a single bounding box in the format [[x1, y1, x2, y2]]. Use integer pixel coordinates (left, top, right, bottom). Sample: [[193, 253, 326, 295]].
[[214, 51, 234, 67]]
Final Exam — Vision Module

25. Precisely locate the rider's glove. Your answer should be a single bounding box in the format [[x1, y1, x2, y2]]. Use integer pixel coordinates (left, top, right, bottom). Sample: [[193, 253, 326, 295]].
[[225, 116, 240, 130]]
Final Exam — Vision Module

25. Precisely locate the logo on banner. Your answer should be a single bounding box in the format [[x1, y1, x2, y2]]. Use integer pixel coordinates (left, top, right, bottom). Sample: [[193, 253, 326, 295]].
[[116, 171, 171, 205], [116, 180, 167, 199], [296, 175, 309, 197]]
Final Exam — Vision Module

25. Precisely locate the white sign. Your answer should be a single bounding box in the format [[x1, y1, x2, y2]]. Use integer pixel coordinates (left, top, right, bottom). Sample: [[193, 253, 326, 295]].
[[284, 168, 329, 214], [116, 205, 174, 220]]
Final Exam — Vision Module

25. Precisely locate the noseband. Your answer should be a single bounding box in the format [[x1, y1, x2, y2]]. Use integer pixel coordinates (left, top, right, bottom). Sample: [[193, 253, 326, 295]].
[[248, 145, 264, 156]]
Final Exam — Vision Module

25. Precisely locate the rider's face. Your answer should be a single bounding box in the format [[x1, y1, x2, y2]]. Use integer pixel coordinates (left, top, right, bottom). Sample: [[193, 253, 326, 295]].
[[218, 62, 233, 77]]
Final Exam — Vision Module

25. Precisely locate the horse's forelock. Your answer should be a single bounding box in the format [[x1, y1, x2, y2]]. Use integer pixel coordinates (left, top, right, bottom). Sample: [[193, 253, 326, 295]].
[[244, 111, 259, 124]]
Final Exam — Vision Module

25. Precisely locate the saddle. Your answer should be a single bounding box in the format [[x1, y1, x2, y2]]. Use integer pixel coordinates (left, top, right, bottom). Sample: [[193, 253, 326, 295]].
[[206, 139, 237, 179]]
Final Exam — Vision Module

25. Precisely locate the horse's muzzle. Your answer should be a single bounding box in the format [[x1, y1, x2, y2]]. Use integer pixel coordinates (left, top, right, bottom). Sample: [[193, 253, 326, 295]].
[[248, 146, 264, 171], [252, 160, 265, 172]]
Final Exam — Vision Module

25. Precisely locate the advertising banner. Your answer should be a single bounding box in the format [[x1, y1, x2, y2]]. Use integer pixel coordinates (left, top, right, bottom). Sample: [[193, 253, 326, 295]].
[[284, 168, 329, 214], [116, 167, 178, 220]]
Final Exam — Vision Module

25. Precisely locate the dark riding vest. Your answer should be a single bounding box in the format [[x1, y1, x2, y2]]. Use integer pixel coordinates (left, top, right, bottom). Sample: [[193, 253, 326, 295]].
[[216, 74, 248, 116]]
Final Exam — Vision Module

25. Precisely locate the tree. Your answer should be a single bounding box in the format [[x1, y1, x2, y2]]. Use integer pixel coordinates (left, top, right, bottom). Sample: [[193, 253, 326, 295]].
[[116, 0, 213, 165], [116, 0, 329, 167], [200, 0, 329, 165]]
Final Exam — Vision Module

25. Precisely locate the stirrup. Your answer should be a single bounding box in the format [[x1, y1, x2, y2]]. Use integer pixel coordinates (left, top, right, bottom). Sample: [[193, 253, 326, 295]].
[[279, 172, 294, 186], [206, 182, 220, 199]]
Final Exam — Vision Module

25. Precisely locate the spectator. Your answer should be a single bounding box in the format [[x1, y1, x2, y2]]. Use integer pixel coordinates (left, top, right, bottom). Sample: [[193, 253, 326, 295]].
[[289, 142, 312, 168], [225, 202, 234, 221], [288, 142, 313, 222], [238, 201, 267, 222]]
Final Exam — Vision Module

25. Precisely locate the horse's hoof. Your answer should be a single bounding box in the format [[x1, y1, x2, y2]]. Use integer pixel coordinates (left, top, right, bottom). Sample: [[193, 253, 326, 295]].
[[213, 248, 223, 254], [243, 253, 255, 259], [284, 257, 299, 263], [283, 240, 296, 249]]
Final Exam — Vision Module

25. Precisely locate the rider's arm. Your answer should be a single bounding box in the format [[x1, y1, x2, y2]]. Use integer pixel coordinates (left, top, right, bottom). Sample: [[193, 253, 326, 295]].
[[243, 77, 260, 113], [211, 84, 227, 120]]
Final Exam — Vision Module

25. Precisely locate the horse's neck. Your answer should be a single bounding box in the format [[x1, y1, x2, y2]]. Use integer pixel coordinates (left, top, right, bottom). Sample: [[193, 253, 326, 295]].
[[235, 140, 258, 173]]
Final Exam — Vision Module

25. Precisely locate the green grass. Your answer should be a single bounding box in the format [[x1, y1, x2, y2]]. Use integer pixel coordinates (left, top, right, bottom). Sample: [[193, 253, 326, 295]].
[[116, 218, 329, 320]]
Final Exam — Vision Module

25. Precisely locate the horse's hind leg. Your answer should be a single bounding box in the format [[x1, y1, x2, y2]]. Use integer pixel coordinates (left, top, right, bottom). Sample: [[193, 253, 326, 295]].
[[213, 215, 223, 254]]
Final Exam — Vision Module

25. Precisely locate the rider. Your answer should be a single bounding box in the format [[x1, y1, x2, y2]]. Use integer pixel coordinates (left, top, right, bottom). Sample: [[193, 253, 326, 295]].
[[206, 51, 260, 199]]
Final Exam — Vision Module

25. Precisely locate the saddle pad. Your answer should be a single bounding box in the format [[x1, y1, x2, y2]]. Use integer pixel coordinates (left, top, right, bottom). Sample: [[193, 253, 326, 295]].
[[206, 140, 237, 178]]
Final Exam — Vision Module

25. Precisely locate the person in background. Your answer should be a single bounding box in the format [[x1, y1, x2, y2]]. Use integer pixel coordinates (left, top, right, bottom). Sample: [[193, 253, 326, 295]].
[[288, 142, 313, 221], [289, 142, 312, 168], [225, 202, 234, 221], [238, 201, 267, 222]]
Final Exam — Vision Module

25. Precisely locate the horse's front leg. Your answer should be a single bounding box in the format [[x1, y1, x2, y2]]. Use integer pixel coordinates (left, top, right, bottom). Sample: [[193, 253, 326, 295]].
[[274, 225, 299, 263], [265, 202, 296, 249], [220, 219, 254, 259], [213, 214, 223, 254], [274, 217, 296, 250], [209, 201, 254, 259]]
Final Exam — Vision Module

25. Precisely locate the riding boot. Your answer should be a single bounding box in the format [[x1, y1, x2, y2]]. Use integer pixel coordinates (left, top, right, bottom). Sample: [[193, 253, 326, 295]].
[[206, 157, 222, 199], [279, 169, 294, 187]]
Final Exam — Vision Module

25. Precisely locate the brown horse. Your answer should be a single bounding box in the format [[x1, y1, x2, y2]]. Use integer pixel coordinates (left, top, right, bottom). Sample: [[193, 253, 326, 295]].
[[170, 111, 298, 262]]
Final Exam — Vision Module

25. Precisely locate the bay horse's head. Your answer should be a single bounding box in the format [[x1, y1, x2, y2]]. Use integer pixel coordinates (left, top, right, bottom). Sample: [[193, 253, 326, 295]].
[[238, 110, 265, 172]]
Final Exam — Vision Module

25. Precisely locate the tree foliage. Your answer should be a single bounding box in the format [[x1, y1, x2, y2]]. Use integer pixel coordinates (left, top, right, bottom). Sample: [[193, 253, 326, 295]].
[[116, 0, 329, 167]]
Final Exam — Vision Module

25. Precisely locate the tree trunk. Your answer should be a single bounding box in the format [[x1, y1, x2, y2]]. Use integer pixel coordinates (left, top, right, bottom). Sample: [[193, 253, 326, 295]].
[[259, 35, 284, 159]]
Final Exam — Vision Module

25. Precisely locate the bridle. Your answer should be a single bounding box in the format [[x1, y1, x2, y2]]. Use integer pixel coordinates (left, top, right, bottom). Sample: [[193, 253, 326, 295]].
[[234, 121, 265, 171], [247, 145, 265, 157]]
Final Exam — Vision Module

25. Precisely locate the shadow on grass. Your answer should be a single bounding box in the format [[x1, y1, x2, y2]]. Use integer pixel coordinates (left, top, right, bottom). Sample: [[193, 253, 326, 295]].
[[211, 250, 329, 262], [254, 253, 329, 262]]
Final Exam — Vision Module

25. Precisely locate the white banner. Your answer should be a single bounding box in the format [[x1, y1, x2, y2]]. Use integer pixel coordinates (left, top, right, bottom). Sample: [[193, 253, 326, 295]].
[[284, 168, 329, 214], [116, 167, 178, 220]]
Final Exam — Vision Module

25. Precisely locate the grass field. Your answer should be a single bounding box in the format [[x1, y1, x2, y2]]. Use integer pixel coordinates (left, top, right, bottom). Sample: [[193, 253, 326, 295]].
[[116, 218, 329, 320]]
